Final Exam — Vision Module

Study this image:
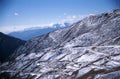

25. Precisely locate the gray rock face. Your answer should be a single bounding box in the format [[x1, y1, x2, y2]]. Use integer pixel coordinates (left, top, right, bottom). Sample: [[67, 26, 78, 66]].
[[0, 9, 120, 79]]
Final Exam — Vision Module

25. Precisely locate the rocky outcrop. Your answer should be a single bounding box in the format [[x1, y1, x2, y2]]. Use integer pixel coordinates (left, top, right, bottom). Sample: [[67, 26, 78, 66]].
[[0, 9, 120, 79]]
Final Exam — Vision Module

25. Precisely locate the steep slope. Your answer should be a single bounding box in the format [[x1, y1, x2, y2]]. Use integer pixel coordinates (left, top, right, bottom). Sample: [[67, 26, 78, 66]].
[[0, 9, 120, 79], [9, 23, 70, 40], [0, 32, 26, 63]]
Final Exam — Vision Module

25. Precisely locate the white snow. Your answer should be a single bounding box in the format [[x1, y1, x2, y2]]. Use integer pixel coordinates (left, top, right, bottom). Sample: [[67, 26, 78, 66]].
[[111, 55, 120, 61], [16, 54, 25, 60], [76, 67, 92, 78], [64, 43, 74, 48], [106, 60, 120, 68], [76, 53, 100, 63]]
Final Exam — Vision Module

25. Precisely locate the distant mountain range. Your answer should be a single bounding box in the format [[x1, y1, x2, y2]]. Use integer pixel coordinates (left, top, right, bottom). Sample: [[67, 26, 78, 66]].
[[0, 32, 26, 63], [9, 23, 70, 40]]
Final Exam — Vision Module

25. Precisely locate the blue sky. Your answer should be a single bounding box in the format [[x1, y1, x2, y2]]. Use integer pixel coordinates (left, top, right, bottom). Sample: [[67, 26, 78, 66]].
[[0, 0, 120, 33]]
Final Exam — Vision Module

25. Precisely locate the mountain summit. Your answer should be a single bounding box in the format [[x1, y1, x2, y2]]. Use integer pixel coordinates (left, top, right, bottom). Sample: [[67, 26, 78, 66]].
[[0, 9, 120, 79]]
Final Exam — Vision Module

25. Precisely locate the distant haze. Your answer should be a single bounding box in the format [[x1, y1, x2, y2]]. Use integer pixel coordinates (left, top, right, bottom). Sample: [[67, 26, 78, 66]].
[[0, 0, 120, 33]]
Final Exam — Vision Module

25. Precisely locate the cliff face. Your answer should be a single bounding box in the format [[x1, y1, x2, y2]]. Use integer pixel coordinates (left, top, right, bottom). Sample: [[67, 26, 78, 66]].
[[0, 9, 120, 79]]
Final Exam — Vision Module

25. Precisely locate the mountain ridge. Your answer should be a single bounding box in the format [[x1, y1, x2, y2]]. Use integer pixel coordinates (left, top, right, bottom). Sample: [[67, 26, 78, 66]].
[[0, 9, 120, 79], [0, 32, 26, 63]]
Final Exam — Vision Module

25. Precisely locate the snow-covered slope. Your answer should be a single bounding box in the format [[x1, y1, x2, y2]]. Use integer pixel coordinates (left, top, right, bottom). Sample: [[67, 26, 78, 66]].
[[0, 9, 120, 79]]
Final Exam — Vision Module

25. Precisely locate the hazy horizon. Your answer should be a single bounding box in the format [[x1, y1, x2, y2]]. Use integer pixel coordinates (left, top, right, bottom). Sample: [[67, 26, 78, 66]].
[[0, 0, 120, 33]]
